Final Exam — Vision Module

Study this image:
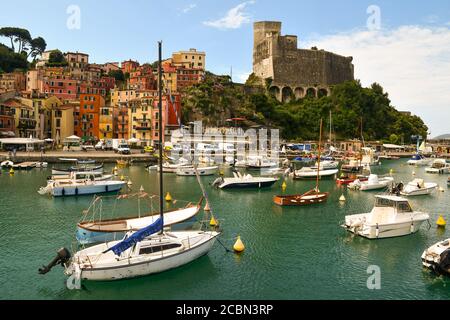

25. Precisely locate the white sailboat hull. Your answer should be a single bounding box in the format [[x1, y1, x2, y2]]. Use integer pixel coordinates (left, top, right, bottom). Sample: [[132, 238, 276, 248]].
[[45, 181, 125, 197], [66, 231, 218, 281]]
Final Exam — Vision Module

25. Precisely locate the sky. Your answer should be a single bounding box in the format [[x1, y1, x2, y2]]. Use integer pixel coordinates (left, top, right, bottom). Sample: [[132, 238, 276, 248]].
[[1, 0, 449, 136]]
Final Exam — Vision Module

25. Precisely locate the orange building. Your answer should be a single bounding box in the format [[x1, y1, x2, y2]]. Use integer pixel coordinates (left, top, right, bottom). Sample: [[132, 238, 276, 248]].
[[76, 94, 105, 141], [121, 60, 140, 74]]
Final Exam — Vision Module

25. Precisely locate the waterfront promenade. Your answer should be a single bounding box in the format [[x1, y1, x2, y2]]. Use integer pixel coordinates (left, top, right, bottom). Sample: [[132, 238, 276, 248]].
[[0, 150, 156, 163]]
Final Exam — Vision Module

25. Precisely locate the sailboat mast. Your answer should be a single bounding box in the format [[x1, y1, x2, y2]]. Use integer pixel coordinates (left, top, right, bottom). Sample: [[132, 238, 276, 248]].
[[329, 110, 332, 146], [158, 41, 164, 222], [316, 119, 323, 194]]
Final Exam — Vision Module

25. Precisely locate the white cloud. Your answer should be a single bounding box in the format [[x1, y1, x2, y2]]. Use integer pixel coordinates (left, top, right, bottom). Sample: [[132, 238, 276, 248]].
[[424, 14, 439, 24], [181, 4, 197, 14], [203, 1, 255, 30], [236, 71, 251, 83], [302, 25, 450, 135]]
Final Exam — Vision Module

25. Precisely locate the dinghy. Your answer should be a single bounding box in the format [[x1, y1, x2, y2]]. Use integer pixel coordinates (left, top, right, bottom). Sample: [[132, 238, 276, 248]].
[[425, 159, 450, 174], [293, 167, 338, 179], [348, 174, 394, 191], [212, 171, 278, 189]]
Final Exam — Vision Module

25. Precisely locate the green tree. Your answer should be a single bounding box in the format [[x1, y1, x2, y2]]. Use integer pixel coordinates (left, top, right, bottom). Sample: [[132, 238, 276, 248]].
[[46, 50, 67, 67]]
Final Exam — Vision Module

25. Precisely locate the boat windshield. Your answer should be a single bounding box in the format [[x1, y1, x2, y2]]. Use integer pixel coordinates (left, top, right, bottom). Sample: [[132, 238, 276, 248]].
[[397, 201, 413, 213], [375, 197, 395, 208]]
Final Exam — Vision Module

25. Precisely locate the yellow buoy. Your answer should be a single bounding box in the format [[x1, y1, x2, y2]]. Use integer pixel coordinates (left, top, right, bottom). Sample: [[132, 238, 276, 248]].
[[127, 179, 133, 186], [389, 169, 394, 175], [412, 171, 416, 176], [219, 170, 224, 176], [339, 194, 346, 202], [165, 192, 172, 202], [120, 175, 125, 181], [281, 181, 287, 191], [204, 202, 211, 211], [233, 236, 245, 253], [439, 187, 445, 193], [437, 215, 446, 228], [9, 168, 14, 175], [209, 215, 218, 226]]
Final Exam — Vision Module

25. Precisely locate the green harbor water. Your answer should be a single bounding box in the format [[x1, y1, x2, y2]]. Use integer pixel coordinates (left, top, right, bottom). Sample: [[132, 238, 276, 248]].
[[1, 160, 450, 300]]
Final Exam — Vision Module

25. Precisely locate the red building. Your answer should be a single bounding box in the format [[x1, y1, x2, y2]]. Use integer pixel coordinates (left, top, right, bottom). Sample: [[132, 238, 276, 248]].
[[129, 65, 156, 90], [76, 94, 105, 141], [121, 60, 140, 74], [0, 100, 16, 137], [176, 66, 202, 90]]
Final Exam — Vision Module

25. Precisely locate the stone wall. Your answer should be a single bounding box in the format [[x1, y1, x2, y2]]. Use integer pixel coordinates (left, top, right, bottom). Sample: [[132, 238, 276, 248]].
[[253, 21, 354, 102]]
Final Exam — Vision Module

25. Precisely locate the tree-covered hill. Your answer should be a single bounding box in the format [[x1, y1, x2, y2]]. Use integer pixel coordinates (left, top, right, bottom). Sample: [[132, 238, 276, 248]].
[[181, 72, 428, 143]]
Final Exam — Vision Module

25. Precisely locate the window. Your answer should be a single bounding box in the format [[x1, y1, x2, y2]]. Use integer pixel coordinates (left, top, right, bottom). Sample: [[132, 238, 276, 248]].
[[138, 243, 182, 255], [56, 119, 61, 127]]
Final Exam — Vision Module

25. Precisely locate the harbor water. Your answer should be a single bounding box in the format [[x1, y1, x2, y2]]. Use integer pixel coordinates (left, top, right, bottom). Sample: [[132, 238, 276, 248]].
[[1, 160, 450, 300]]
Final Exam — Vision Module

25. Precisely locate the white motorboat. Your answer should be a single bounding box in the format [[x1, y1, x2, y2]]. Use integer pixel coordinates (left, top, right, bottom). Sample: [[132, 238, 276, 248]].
[[343, 195, 430, 239], [246, 157, 278, 170], [361, 147, 380, 166], [234, 159, 248, 168], [52, 164, 104, 175], [36, 162, 48, 168], [48, 171, 114, 183], [421, 239, 450, 275], [407, 154, 432, 166], [310, 160, 339, 170], [212, 171, 278, 189], [158, 158, 191, 173], [341, 159, 363, 173], [176, 166, 218, 176], [38, 172, 126, 197], [294, 167, 338, 179], [0, 160, 14, 168], [348, 174, 394, 191], [399, 179, 438, 196], [425, 159, 450, 174]]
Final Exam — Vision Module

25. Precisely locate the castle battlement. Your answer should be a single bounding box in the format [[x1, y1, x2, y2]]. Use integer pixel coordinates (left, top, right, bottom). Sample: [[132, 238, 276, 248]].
[[253, 21, 355, 102]]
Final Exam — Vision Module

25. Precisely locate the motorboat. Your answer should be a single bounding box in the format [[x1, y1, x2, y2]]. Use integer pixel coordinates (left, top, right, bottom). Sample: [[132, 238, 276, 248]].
[[378, 155, 400, 160], [407, 154, 431, 166], [76, 195, 203, 245], [348, 174, 394, 191], [48, 172, 114, 183], [38, 172, 126, 197], [157, 158, 191, 173], [212, 171, 278, 189], [399, 179, 438, 196], [425, 159, 450, 174], [421, 239, 450, 275], [342, 195, 430, 239], [361, 147, 381, 166], [337, 175, 369, 185], [36, 162, 48, 168], [0, 160, 14, 168], [341, 159, 363, 173], [176, 166, 218, 176], [293, 167, 338, 179], [310, 160, 339, 170], [246, 157, 278, 170], [52, 164, 104, 175]]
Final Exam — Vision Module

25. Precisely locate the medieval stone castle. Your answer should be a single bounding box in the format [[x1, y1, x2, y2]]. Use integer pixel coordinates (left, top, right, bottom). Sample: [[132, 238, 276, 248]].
[[253, 21, 355, 102]]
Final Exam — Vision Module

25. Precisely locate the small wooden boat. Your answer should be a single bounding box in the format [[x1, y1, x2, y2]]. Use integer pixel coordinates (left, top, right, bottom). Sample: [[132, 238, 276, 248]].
[[275, 119, 329, 206], [273, 189, 329, 206], [336, 175, 369, 185]]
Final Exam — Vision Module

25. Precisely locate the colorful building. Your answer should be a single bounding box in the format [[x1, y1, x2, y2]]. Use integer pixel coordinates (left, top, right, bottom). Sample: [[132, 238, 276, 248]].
[[0, 72, 26, 93], [99, 104, 113, 139], [20, 96, 62, 139], [129, 97, 153, 145], [172, 48, 206, 70], [52, 103, 75, 144], [113, 103, 129, 140], [76, 94, 105, 141], [129, 65, 156, 91], [121, 60, 140, 74], [0, 100, 16, 137]]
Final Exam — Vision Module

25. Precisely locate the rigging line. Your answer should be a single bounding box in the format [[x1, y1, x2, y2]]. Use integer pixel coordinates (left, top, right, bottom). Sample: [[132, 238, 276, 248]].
[[216, 237, 232, 253]]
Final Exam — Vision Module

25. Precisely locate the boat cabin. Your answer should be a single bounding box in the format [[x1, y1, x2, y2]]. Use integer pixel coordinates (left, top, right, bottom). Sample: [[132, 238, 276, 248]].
[[70, 172, 103, 181], [369, 196, 413, 224]]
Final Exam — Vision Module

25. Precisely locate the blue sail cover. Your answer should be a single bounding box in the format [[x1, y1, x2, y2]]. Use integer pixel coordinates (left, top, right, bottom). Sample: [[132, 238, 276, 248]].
[[103, 217, 164, 256]]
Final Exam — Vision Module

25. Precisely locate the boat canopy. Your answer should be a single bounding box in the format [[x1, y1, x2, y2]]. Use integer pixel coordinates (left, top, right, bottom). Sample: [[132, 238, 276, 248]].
[[104, 217, 164, 256], [410, 154, 425, 161]]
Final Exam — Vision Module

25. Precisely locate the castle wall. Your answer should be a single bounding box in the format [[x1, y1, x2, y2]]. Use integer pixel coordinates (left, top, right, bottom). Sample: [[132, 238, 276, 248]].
[[253, 21, 354, 102]]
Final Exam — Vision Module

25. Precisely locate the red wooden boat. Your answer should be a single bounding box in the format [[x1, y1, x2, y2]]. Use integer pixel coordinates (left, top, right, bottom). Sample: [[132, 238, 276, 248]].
[[336, 175, 369, 185], [273, 189, 329, 206], [274, 119, 329, 207]]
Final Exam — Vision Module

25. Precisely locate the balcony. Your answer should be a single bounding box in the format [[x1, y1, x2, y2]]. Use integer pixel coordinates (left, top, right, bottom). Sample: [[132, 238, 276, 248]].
[[135, 126, 151, 131]]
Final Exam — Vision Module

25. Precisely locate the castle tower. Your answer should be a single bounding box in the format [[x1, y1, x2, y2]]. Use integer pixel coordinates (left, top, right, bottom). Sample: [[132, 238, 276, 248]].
[[253, 21, 282, 81]]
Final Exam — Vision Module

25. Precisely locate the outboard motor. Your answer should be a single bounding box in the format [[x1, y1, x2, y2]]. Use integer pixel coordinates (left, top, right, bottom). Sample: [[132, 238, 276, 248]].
[[436, 249, 450, 275], [391, 182, 404, 196], [212, 177, 224, 188], [38, 247, 71, 275]]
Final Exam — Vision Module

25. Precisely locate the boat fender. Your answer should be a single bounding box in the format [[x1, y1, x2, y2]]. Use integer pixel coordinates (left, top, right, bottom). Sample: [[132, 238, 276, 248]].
[[105, 185, 109, 192], [375, 224, 379, 238], [410, 220, 414, 233], [62, 188, 65, 196], [38, 247, 71, 275], [75, 187, 78, 195]]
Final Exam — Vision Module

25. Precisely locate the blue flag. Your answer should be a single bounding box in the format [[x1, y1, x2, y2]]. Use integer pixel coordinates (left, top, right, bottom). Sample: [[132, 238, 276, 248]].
[[103, 217, 164, 256]]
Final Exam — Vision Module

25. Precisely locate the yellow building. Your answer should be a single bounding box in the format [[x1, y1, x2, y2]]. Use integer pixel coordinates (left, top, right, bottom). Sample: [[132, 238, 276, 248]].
[[99, 104, 113, 139], [52, 103, 75, 145], [128, 97, 153, 146], [20, 96, 62, 139], [110, 89, 138, 106], [172, 48, 205, 71]]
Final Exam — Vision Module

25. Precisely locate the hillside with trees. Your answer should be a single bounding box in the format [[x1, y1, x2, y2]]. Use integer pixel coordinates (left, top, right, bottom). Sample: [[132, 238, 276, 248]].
[[182, 72, 428, 143], [0, 27, 47, 72]]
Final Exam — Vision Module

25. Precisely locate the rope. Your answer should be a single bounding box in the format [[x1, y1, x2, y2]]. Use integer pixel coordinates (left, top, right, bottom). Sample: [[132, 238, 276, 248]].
[[216, 237, 232, 253]]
